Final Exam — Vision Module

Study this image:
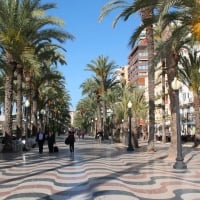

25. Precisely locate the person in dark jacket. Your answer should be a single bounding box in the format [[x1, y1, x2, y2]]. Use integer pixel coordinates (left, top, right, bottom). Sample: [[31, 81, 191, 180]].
[[36, 129, 45, 153], [47, 131, 55, 153], [68, 127, 75, 153]]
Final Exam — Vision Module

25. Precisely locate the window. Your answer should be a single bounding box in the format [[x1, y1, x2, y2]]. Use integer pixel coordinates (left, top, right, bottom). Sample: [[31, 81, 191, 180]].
[[138, 65, 148, 70]]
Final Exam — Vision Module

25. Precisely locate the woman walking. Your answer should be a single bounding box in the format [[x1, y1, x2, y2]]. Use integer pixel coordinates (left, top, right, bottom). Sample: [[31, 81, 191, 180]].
[[68, 127, 75, 153], [47, 131, 55, 153]]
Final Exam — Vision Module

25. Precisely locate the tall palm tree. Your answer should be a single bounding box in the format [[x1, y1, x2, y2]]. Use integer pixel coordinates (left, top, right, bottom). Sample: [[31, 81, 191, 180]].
[[29, 43, 68, 136], [85, 55, 118, 137], [75, 97, 96, 130], [20, 1, 73, 137], [99, 0, 156, 150], [31, 65, 66, 135], [41, 77, 71, 135], [80, 78, 101, 128], [15, 64, 23, 139]]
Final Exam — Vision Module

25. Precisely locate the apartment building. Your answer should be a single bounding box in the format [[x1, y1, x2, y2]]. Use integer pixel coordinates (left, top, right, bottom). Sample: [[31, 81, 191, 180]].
[[127, 32, 196, 138], [179, 84, 195, 136], [154, 63, 171, 137]]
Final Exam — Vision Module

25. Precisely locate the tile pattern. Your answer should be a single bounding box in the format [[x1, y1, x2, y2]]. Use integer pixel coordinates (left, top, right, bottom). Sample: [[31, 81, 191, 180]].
[[0, 137, 200, 200]]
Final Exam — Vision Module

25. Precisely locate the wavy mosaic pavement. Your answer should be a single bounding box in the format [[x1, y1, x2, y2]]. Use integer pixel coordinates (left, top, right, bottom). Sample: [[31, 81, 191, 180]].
[[0, 137, 200, 200]]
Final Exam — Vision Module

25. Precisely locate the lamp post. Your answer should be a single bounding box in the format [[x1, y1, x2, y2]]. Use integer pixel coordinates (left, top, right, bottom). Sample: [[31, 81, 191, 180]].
[[127, 101, 134, 151], [95, 117, 98, 137], [91, 119, 94, 136], [121, 119, 124, 134], [107, 108, 113, 143], [171, 77, 187, 169], [40, 109, 46, 132], [25, 99, 30, 144]]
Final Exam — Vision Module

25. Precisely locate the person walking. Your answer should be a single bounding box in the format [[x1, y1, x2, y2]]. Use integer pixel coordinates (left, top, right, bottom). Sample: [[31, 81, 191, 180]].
[[47, 131, 55, 153], [97, 130, 103, 144], [68, 127, 75, 153], [81, 129, 85, 139], [36, 129, 45, 153]]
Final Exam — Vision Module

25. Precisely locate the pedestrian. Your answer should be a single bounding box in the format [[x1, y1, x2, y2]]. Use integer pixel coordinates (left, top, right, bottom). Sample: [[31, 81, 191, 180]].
[[47, 131, 55, 153], [77, 128, 81, 140], [97, 130, 103, 144], [81, 129, 85, 139], [68, 127, 75, 153], [36, 129, 45, 153]]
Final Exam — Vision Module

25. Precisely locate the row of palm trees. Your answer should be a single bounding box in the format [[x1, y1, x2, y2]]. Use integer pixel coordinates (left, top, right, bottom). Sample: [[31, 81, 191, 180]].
[[98, 0, 200, 156], [74, 0, 200, 158], [0, 0, 74, 152], [74, 55, 148, 148]]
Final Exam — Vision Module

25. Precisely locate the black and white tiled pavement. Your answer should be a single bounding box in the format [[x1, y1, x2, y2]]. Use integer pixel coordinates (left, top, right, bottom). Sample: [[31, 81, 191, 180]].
[[0, 136, 200, 200]]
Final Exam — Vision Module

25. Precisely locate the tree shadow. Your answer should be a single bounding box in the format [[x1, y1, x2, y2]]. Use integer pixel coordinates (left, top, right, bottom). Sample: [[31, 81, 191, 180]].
[[1, 138, 199, 200]]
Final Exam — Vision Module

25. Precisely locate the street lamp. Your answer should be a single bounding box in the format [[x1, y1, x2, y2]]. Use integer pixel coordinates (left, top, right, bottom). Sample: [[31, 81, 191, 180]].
[[95, 117, 98, 137], [120, 119, 124, 142], [40, 109, 46, 131], [121, 119, 124, 134], [107, 108, 113, 143], [127, 101, 134, 151], [171, 77, 187, 169], [25, 99, 30, 144]]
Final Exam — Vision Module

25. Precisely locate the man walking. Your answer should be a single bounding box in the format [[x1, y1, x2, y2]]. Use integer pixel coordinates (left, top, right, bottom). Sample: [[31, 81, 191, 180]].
[[36, 129, 45, 153]]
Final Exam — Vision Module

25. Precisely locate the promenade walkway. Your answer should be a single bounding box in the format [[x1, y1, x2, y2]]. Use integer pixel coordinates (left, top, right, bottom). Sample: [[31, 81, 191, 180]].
[[0, 135, 200, 200]]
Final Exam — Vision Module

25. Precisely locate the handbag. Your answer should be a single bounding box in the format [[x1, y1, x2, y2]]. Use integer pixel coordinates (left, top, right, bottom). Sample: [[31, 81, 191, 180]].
[[65, 137, 70, 145]]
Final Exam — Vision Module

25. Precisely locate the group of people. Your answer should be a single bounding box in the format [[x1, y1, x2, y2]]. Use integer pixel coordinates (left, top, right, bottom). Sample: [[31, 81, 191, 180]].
[[36, 129, 55, 154], [35, 127, 76, 154]]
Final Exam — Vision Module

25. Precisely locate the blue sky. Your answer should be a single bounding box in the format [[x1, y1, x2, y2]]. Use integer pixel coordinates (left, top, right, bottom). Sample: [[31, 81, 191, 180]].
[[45, 0, 141, 110]]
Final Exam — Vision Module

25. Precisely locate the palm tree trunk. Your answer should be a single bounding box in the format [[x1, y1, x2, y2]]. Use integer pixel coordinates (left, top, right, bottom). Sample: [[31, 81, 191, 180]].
[[141, 7, 155, 151], [133, 117, 139, 148], [147, 27, 155, 151], [24, 70, 32, 136], [161, 60, 166, 143], [3, 72, 15, 152], [32, 89, 38, 136], [102, 100, 107, 139], [166, 51, 178, 160], [16, 65, 23, 139], [96, 96, 101, 132]]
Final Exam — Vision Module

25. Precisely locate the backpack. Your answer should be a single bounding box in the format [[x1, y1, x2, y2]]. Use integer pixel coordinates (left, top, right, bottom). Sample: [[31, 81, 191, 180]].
[[54, 146, 59, 152], [39, 132, 44, 140], [65, 136, 70, 145]]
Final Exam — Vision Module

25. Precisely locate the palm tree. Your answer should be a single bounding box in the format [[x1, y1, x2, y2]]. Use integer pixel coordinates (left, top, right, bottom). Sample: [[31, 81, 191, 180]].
[[152, 0, 200, 157], [0, 0, 74, 152], [42, 78, 71, 135], [100, 0, 200, 156], [80, 78, 101, 129], [20, 1, 73, 137], [29, 43, 68, 136], [99, 0, 156, 150], [75, 97, 96, 130], [31, 65, 66, 135], [85, 55, 118, 138]]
